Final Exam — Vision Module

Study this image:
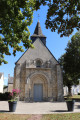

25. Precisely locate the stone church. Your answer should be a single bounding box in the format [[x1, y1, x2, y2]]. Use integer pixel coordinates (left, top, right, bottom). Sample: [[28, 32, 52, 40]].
[[13, 21, 64, 102]]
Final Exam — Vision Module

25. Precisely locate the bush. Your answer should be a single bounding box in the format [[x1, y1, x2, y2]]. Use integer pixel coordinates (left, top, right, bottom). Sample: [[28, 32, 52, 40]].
[[0, 92, 11, 101], [78, 93, 80, 95]]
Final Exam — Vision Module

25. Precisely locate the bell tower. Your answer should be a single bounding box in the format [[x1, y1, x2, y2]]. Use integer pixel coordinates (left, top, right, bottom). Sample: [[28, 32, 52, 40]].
[[31, 21, 46, 45]]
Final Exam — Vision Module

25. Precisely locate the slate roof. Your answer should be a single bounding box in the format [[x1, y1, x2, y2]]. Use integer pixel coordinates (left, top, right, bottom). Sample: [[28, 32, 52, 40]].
[[31, 20, 46, 38]]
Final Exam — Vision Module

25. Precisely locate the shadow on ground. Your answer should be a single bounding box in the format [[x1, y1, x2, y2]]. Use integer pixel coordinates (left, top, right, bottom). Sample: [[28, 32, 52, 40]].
[[75, 105, 80, 109], [50, 110, 68, 112], [0, 110, 9, 113]]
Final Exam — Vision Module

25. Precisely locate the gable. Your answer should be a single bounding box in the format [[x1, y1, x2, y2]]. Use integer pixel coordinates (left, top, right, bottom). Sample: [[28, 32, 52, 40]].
[[16, 38, 58, 65]]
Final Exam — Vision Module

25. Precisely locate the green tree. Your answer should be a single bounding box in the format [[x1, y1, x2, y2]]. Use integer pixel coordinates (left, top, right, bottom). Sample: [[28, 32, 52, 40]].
[[36, 0, 80, 37], [0, 0, 35, 65], [1, 0, 80, 65], [58, 31, 80, 95]]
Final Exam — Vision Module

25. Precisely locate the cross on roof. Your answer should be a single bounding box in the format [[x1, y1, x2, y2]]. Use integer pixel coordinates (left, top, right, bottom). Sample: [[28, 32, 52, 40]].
[[38, 14, 40, 21]]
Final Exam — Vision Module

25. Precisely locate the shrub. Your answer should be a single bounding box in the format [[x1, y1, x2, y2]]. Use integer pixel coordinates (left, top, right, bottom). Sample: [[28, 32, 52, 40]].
[[0, 92, 11, 101], [78, 93, 80, 95]]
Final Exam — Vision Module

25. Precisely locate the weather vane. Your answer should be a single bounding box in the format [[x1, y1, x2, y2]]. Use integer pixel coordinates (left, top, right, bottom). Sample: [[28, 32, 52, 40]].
[[38, 14, 40, 21]]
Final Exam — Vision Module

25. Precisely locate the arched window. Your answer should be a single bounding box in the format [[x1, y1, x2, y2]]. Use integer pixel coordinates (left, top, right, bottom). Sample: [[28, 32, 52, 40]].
[[36, 60, 42, 67]]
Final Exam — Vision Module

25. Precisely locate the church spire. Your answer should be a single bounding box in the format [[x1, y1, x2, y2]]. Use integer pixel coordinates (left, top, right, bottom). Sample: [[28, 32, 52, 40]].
[[31, 21, 46, 45], [34, 20, 43, 36], [32, 20, 46, 37]]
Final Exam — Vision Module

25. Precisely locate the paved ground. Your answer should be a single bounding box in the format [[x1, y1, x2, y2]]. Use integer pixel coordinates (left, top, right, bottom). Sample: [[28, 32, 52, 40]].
[[0, 101, 80, 114]]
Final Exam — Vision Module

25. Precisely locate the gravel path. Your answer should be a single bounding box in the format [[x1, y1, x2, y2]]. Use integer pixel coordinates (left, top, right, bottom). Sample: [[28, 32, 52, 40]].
[[0, 101, 80, 114], [28, 115, 42, 120]]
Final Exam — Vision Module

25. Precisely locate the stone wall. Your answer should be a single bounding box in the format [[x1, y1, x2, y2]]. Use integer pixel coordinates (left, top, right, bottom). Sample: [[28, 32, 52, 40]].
[[8, 84, 13, 92], [13, 62, 64, 101], [13, 39, 64, 102], [56, 64, 64, 101]]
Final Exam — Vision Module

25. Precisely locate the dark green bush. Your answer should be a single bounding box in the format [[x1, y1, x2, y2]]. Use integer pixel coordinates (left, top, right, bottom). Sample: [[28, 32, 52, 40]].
[[0, 92, 10, 101], [78, 93, 80, 95]]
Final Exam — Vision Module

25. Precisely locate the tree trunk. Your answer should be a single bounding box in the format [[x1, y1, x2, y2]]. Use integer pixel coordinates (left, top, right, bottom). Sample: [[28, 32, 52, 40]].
[[68, 86, 72, 96]]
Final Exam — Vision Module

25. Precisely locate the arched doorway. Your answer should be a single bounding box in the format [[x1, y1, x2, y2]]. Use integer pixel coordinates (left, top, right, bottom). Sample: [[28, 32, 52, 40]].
[[27, 73, 49, 102]]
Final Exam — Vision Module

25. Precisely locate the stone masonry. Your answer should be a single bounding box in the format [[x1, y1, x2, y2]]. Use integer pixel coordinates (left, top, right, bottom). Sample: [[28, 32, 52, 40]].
[[13, 21, 64, 102]]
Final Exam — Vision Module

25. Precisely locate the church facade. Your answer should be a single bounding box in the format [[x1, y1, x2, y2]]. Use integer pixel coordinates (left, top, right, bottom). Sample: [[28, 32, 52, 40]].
[[13, 21, 64, 102]]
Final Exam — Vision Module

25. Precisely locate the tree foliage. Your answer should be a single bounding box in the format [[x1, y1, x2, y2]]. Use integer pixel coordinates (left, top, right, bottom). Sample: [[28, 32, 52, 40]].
[[35, 0, 80, 37], [58, 31, 80, 94], [0, 0, 35, 65], [0, 0, 80, 65]]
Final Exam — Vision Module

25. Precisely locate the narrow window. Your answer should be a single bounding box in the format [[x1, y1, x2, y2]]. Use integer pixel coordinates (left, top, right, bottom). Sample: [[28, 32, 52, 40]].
[[36, 60, 42, 67]]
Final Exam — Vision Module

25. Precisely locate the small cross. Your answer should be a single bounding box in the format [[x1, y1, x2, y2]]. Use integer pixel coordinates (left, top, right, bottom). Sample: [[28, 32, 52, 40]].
[[38, 14, 40, 20]]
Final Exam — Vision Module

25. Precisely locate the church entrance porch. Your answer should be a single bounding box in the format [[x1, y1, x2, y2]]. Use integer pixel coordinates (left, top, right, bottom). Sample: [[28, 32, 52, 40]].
[[34, 84, 43, 102], [26, 73, 50, 102]]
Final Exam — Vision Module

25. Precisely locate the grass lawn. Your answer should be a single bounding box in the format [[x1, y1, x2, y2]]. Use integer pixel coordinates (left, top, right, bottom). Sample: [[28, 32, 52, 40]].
[[0, 114, 31, 120], [71, 95, 80, 99], [0, 113, 80, 120], [64, 95, 80, 100], [42, 113, 80, 120]]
